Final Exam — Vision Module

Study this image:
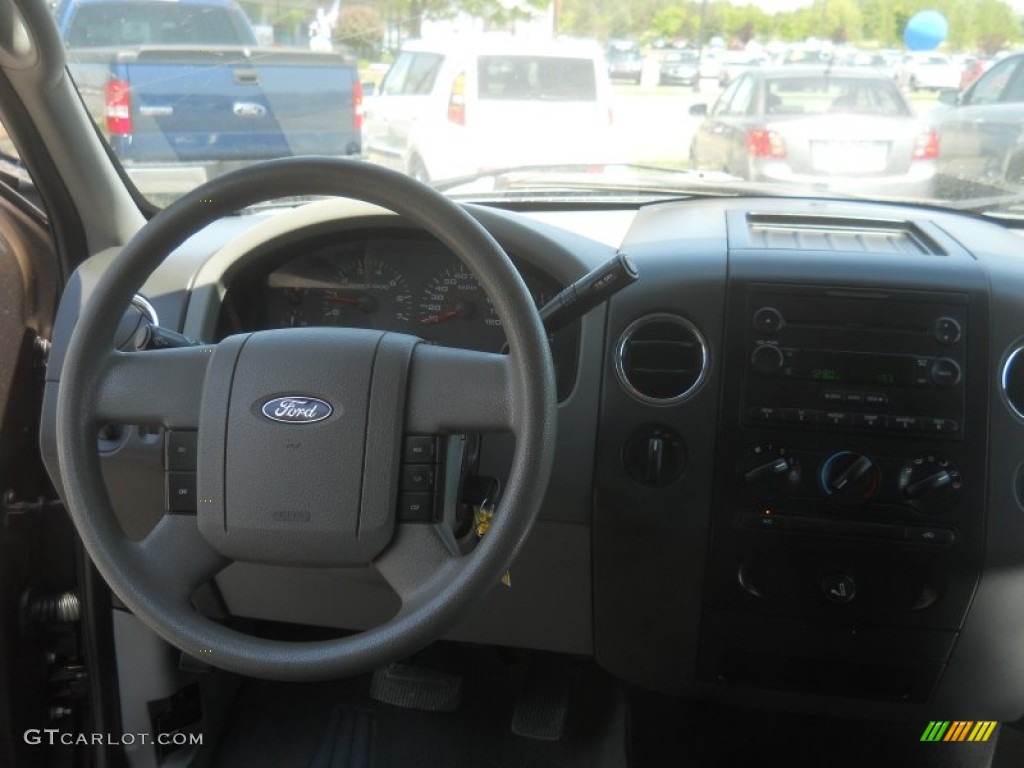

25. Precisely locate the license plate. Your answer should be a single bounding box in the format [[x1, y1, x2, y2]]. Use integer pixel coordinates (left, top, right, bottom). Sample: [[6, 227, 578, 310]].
[[811, 141, 888, 173]]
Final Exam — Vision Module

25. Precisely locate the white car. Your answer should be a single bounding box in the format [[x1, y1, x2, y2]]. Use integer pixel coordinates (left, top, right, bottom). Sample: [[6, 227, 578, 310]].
[[899, 54, 961, 91], [363, 37, 619, 183]]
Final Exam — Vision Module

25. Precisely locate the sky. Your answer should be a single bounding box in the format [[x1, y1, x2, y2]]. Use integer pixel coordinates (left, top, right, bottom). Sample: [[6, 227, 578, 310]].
[[733, 0, 1024, 15]]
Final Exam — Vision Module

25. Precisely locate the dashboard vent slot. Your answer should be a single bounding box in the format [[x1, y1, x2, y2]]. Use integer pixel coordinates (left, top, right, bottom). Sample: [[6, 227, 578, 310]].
[[615, 314, 708, 404], [745, 213, 945, 256]]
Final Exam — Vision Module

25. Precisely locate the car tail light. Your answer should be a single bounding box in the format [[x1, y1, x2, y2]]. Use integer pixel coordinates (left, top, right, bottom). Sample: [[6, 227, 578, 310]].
[[746, 128, 786, 159], [913, 130, 939, 160], [448, 72, 466, 125], [352, 79, 363, 132], [105, 78, 132, 136]]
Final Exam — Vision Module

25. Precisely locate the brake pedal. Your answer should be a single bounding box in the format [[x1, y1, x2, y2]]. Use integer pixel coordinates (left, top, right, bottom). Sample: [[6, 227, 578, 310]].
[[369, 663, 462, 712]]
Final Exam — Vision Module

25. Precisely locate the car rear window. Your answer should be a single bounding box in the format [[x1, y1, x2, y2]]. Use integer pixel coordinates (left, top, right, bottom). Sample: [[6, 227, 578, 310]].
[[66, 3, 254, 47], [766, 77, 910, 117], [477, 56, 597, 101]]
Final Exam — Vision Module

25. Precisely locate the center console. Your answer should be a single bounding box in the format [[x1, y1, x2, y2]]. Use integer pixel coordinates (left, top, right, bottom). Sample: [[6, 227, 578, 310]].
[[700, 282, 987, 702]]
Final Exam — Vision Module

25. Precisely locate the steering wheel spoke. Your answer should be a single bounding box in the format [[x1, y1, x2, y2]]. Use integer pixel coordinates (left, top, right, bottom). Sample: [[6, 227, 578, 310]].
[[130, 514, 228, 605], [375, 522, 463, 610], [406, 344, 514, 433], [96, 346, 214, 428]]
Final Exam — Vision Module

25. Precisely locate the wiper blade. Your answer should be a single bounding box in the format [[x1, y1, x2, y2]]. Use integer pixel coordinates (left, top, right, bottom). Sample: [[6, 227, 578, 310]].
[[939, 191, 1024, 215], [433, 163, 864, 202]]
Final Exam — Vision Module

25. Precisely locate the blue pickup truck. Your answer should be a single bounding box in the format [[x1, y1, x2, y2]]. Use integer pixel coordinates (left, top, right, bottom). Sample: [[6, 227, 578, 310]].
[[56, 0, 362, 198]]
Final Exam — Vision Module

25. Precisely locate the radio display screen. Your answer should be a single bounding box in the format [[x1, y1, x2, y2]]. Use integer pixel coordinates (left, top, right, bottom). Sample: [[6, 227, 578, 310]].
[[793, 351, 913, 387]]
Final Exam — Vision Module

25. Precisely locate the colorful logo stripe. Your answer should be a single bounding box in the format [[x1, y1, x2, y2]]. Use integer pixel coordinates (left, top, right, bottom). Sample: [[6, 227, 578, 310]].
[[920, 721, 997, 742]]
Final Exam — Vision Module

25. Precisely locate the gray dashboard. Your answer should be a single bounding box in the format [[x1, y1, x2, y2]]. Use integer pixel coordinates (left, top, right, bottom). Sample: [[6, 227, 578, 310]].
[[38, 193, 1024, 721]]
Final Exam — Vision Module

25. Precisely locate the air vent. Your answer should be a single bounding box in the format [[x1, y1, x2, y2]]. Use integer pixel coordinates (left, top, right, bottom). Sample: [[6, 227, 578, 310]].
[[1002, 344, 1024, 419], [615, 314, 708, 405]]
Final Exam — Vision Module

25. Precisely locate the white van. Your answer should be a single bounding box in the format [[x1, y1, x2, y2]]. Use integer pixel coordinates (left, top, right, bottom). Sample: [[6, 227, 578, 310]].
[[363, 37, 618, 183]]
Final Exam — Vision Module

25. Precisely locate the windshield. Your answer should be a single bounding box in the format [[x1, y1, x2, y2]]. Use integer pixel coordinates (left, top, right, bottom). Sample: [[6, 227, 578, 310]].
[[56, 0, 1024, 216]]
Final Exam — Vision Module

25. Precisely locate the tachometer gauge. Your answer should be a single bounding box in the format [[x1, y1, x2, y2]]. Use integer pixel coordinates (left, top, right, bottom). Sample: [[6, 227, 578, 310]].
[[417, 267, 503, 350], [318, 255, 412, 328]]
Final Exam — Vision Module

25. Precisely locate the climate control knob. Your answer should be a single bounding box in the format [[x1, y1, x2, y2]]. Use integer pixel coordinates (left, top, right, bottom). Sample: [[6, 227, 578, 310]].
[[820, 451, 880, 506], [899, 455, 962, 514], [743, 444, 800, 499], [750, 345, 785, 375]]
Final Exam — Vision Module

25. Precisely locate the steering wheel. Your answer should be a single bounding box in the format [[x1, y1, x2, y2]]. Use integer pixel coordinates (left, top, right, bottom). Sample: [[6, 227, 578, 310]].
[[54, 158, 557, 681]]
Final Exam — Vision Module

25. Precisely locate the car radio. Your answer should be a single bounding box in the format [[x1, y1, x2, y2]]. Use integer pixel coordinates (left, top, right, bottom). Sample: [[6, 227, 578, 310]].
[[742, 285, 967, 439]]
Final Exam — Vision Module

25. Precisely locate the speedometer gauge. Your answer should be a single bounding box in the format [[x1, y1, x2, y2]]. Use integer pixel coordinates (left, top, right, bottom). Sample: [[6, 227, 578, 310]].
[[319, 256, 412, 328], [417, 267, 504, 351]]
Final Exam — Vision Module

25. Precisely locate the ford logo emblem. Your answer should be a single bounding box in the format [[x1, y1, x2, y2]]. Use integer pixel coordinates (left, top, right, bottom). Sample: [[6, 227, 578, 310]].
[[260, 396, 333, 424]]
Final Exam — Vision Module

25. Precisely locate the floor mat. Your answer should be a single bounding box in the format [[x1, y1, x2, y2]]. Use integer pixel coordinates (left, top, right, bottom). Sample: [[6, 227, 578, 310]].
[[198, 649, 626, 768]]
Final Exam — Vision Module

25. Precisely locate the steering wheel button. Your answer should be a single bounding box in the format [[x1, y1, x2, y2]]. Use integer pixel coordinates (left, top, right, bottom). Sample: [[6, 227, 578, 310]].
[[403, 435, 437, 463], [398, 493, 435, 522], [166, 472, 197, 513], [166, 430, 198, 471], [402, 465, 436, 492]]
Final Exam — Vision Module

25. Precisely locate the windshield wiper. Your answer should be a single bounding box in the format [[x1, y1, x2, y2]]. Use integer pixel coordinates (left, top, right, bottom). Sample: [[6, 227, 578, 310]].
[[432, 163, 864, 202], [938, 191, 1024, 216]]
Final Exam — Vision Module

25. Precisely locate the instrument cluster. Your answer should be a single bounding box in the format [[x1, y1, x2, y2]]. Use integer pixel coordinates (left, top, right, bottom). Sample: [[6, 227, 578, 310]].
[[260, 235, 557, 353]]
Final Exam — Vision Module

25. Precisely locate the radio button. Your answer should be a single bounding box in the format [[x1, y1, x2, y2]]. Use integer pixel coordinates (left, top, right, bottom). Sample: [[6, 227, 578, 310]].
[[748, 406, 782, 423], [912, 359, 931, 386], [751, 345, 785, 375], [790, 408, 819, 426], [856, 413, 890, 430], [821, 391, 844, 404], [891, 416, 920, 432], [932, 317, 962, 346], [822, 411, 853, 427], [753, 307, 784, 334], [930, 358, 962, 388]]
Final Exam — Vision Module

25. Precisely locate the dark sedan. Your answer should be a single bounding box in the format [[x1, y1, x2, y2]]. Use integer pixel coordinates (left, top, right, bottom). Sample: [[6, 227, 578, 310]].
[[688, 67, 937, 197], [659, 50, 699, 86], [934, 52, 1024, 200]]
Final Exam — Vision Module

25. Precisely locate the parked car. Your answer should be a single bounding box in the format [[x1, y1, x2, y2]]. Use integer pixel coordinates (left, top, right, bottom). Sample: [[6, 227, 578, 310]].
[[689, 67, 937, 197], [363, 37, 618, 182], [606, 48, 644, 84], [899, 53, 961, 92], [959, 56, 989, 91], [56, 0, 362, 201], [935, 52, 1024, 198], [658, 49, 699, 86], [698, 48, 725, 80]]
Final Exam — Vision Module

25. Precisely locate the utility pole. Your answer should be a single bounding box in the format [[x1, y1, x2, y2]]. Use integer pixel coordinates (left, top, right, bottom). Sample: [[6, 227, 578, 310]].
[[694, 0, 708, 92], [553, 0, 561, 36]]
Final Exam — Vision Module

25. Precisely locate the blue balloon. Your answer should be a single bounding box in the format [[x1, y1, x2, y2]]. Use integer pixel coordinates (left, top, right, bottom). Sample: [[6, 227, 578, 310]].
[[904, 10, 948, 51]]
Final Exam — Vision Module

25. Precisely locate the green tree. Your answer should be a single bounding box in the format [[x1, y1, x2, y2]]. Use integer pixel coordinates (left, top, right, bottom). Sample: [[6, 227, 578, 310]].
[[337, 5, 384, 57]]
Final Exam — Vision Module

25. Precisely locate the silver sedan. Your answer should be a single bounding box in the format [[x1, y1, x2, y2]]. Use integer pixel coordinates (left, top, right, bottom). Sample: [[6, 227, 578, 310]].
[[689, 67, 937, 198]]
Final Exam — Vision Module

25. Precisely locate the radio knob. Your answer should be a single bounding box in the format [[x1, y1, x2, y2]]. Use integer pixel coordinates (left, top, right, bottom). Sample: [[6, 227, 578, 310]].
[[930, 358, 961, 388], [899, 455, 962, 514], [751, 345, 785, 375], [743, 444, 800, 499], [753, 307, 784, 334], [820, 451, 880, 506]]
